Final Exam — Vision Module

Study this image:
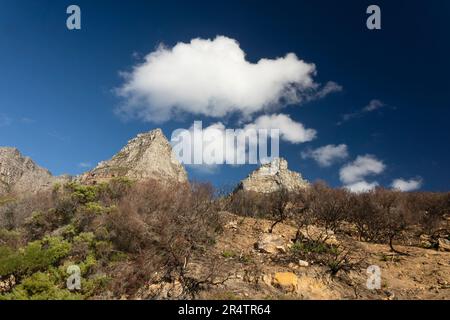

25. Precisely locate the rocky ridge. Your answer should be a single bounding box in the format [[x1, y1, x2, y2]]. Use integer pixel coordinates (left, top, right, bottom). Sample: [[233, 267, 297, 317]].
[[78, 129, 188, 185], [237, 158, 309, 193], [1, 132, 310, 195], [0, 147, 69, 195]]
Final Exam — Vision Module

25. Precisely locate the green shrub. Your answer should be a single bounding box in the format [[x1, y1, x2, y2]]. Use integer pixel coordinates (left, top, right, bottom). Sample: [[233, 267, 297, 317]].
[[290, 241, 333, 255], [222, 250, 237, 259], [0, 236, 71, 277], [0, 272, 82, 300], [65, 182, 99, 205], [0, 228, 22, 247], [100, 177, 134, 202]]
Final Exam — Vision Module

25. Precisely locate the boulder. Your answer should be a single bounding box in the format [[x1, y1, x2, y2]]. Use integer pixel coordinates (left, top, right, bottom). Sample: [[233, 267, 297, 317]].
[[272, 272, 298, 292], [298, 260, 309, 267], [0, 275, 16, 293], [256, 233, 288, 254], [438, 238, 450, 252]]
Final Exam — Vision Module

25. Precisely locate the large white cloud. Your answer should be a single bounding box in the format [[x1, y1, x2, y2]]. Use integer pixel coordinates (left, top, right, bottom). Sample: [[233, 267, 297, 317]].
[[116, 36, 339, 122], [301, 144, 348, 167], [391, 178, 422, 192], [339, 154, 385, 184]]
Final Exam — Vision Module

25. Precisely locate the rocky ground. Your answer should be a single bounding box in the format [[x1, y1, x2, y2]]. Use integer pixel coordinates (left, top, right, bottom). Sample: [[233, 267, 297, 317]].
[[135, 212, 450, 300]]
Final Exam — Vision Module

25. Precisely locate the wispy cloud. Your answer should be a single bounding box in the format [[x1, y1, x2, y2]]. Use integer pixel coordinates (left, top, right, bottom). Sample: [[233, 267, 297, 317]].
[[48, 131, 70, 143], [78, 162, 92, 169], [337, 99, 385, 125], [308, 81, 343, 100], [0, 114, 12, 127], [20, 117, 36, 124]]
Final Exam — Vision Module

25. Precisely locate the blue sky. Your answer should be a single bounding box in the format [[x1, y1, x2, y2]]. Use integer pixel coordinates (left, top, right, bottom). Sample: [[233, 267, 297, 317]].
[[0, 0, 449, 191]]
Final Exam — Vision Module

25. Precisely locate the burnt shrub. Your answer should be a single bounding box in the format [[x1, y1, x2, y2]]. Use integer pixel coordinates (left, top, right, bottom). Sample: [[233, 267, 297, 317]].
[[347, 188, 420, 254], [228, 187, 307, 233], [0, 191, 56, 230], [226, 190, 268, 218], [104, 180, 221, 295], [407, 192, 449, 237], [308, 182, 350, 234]]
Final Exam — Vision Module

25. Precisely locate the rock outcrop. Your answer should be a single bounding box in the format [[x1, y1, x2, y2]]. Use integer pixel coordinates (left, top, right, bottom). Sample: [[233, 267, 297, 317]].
[[79, 129, 188, 185], [256, 233, 289, 254], [0, 147, 68, 195], [237, 158, 308, 193]]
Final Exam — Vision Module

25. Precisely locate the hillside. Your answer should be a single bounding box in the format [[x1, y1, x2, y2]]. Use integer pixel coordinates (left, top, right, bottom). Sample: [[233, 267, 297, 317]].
[[0, 131, 449, 300]]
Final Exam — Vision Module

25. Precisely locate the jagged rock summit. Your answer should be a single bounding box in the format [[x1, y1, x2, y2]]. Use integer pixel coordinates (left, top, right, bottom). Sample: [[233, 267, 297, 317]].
[[238, 158, 309, 193], [79, 129, 188, 185], [0, 147, 68, 195]]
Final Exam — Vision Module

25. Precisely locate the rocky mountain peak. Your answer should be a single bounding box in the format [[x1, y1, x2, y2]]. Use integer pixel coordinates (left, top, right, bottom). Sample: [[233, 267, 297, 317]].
[[79, 129, 188, 184], [0, 147, 66, 195], [237, 157, 309, 193]]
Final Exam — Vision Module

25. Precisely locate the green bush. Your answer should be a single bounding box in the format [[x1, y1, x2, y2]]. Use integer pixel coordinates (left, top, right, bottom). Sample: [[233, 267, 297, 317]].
[[0, 272, 82, 300], [65, 182, 100, 205], [0, 236, 71, 277], [0, 228, 22, 247], [291, 240, 334, 255]]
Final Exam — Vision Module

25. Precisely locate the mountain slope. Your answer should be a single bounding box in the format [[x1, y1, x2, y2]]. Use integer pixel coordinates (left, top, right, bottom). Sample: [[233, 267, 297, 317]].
[[79, 129, 188, 184]]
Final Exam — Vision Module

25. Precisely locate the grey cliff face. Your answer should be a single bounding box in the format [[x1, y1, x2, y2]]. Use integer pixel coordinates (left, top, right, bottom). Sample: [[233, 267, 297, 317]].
[[79, 129, 188, 184], [0, 147, 69, 195], [238, 158, 309, 193]]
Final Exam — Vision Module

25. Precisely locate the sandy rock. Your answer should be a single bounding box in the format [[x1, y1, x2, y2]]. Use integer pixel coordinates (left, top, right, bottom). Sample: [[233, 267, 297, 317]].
[[272, 272, 298, 292], [299, 225, 339, 246], [256, 233, 288, 254], [0, 275, 16, 293], [295, 275, 340, 299], [298, 260, 309, 267], [420, 234, 433, 248], [226, 220, 238, 230], [138, 280, 183, 299], [438, 238, 450, 252], [262, 274, 272, 286]]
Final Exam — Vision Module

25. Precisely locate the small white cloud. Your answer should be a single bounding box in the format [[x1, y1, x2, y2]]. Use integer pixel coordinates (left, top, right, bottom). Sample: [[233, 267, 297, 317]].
[[301, 144, 348, 167], [340, 154, 385, 184], [78, 162, 92, 168], [338, 99, 385, 124], [391, 178, 422, 192], [116, 36, 340, 123], [344, 181, 379, 193], [243, 114, 316, 144], [363, 99, 384, 112]]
